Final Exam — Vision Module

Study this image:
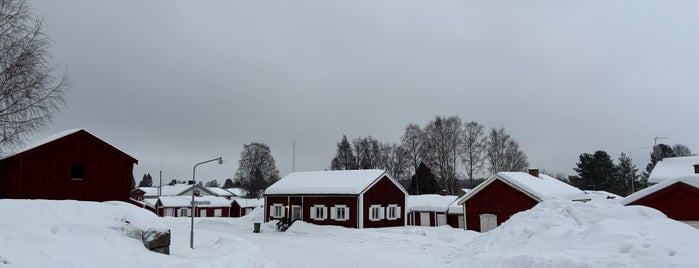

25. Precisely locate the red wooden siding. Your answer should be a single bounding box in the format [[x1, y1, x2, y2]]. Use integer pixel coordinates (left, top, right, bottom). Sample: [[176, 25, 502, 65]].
[[362, 175, 406, 228], [265, 195, 359, 228], [447, 214, 461, 228], [408, 211, 436, 226], [231, 201, 243, 217], [464, 178, 538, 232], [0, 131, 137, 202], [629, 182, 699, 221]]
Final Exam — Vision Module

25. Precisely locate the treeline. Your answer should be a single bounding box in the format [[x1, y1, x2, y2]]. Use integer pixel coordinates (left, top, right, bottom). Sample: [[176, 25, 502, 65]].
[[572, 144, 694, 196], [329, 115, 529, 194]]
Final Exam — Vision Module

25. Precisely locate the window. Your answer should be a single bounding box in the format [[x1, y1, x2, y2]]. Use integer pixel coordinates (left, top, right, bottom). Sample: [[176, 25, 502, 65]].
[[70, 164, 84, 179], [214, 209, 222, 217], [386, 204, 401, 220], [270, 203, 285, 218], [331, 205, 349, 221], [368, 205, 385, 221], [310, 205, 327, 221], [164, 208, 174, 217], [178, 208, 190, 217], [200, 209, 207, 217]]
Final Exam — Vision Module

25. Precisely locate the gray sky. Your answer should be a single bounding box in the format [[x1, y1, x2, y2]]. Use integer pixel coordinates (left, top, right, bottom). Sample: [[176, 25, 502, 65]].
[[26, 0, 699, 183]]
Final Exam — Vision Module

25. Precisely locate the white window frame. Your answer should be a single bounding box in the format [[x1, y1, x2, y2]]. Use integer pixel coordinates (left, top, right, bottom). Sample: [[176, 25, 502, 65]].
[[369, 205, 385, 221], [270, 203, 285, 218], [200, 209, 207, 217], [386, 204, 401, 220], [310, 205, 328, 221], [330, 205, 350, 221], [214, 208, 222, 217], [178, 208, 190, 217], [164, 208, 174, 217]]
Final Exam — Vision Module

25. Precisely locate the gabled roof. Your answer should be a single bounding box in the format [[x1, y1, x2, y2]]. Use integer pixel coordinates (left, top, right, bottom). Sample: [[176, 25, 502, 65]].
[[265, 169, 402, 195], [648, 156, 699, 184], [2, 129, 137, 164], [138, 184, 216, 197], [407, 194, 458, 212], [207, 187, 232, 197], [459, 172, 585, 204], [135, 187, 159, 196], [232, 198, 264, 208], [622, 175, 699, 205], [225, 187, 246, 197]]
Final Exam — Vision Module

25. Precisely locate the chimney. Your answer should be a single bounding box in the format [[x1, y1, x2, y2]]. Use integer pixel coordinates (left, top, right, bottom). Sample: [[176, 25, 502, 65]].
[[528, 168, 539, 178], [694, 164, 699, 174]]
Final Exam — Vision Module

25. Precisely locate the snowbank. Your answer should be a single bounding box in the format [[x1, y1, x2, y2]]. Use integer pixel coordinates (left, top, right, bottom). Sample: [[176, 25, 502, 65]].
[[443, 199, 699, 268]]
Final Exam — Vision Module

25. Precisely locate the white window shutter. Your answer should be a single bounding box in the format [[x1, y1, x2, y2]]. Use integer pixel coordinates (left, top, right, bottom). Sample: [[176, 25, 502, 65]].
[[281, 206, 286, 217], [330, 207, 337, 220], [310, 206, 317, 219], [345, 207, 350, 220], [322, 207, 328, 220], [396, 206, 402, 219], [379, 207, 385, 220], [269, 206, 274, 217]]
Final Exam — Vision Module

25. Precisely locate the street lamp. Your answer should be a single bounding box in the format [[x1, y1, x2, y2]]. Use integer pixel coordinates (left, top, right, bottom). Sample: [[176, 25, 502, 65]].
[[190, 157, 223, 249]]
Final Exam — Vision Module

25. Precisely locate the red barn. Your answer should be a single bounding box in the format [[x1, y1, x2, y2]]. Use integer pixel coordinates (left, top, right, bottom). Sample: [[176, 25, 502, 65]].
[[406, 194, 458, 227], [458, 169, 586, 232], [264, 170, 407, 229], [230, 198, 263, 217], [0, 129, 137, 202], [623, 168, 699, 229]]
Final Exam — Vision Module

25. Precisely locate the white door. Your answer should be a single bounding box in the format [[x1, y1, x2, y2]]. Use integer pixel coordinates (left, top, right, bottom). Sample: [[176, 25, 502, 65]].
[[214, 209, 222, 217], [436, 214, 447, 226], [419, 212, 430, 226], [291, 206, 302, 221], [480, 214, 497, 232], [244, 207, 253, 216], [458, 215, 465, 229], [200, 209, 207, 217]]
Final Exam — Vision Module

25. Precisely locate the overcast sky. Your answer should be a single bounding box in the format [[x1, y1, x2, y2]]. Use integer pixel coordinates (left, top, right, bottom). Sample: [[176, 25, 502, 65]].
[[25, 0, 699, 184]]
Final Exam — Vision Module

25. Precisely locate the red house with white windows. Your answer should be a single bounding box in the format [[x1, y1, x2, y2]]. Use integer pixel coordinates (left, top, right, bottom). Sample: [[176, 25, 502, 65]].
[[458, 169, 587, 232], [145, 196, 232, 217], [406, 194, 458, 227], [0, 129, 138, 202], [264, 169, 407, 229], [623, 164, 699, 229]]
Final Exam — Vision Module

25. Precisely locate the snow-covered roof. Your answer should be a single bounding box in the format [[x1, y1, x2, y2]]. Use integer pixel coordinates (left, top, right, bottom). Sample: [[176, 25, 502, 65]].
[[155, 196, 232, 207], [233, 198, 264, 208], [622, 175, 699, 205], [460, 172, 586, 204], [584, 190, 622, 200], [648, 156, 699, 184], [207, 187, 232, 197], [407, 194, 458, 212], [265, 170, 392, 195], [225, 187, 246, 197], [448, 199, 463, 214], [2, 129, 136, 162]]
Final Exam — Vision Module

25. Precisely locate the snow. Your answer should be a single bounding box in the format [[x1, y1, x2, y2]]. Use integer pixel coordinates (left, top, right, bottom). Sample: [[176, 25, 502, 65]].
[[462, 172, 586, 205], [648, 156, 699, 184], [207, 187, 233, 197], [156, 196, 232, 207], [622, 175, 699, 205], [232, 198, 264, 208], [225, 187, 247, 197], [407, 194, 458, 212], [3, 198, 699, 268], [265, 169, 387, 195]]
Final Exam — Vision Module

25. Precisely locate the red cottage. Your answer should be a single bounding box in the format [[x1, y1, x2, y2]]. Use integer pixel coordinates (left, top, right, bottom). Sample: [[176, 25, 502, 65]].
[[0, 129, 137, 202], [406, 194, 458, 227], [264, 170, 407, 229], [230, 198, 264, 217], [458, 169, 586, 232], [623, 167, 699, 229], [146, 196, 232, 217]]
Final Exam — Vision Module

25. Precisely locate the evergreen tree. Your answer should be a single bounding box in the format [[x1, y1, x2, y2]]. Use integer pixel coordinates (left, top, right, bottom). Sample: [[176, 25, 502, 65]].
[[222, 178, 235, 188], [330, 135, 357, 170], [642, 144, 674, 181], [407, 163, 440, 195], [616, 152, 639, 196], [138, 173, 153, 187], [572, 151, 617, 192]]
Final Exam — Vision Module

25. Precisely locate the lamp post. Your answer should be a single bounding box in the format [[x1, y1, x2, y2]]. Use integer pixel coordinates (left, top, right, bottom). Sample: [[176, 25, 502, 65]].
[[190, 157, 223, 249]]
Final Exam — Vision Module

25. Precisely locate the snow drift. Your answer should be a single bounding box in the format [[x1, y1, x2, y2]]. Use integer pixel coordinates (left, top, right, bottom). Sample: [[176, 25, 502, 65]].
[[443, 199, 699, 268]]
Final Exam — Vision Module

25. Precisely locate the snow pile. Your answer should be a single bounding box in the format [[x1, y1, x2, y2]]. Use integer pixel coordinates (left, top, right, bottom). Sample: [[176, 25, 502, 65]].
[[443, 199, 699, 268], [0, 200, 174, 267]]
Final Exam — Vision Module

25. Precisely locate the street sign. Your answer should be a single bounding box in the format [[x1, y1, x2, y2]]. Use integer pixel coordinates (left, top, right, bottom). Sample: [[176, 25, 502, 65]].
[[191, 200, 211, 206]]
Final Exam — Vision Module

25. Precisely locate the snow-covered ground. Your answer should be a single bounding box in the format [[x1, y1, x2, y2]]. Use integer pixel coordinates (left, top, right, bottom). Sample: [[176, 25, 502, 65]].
[[2, 199, 699, 268]]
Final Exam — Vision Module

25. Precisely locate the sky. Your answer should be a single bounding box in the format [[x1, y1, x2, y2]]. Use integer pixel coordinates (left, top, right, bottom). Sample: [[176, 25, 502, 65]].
[[22, 0, 699, 184]]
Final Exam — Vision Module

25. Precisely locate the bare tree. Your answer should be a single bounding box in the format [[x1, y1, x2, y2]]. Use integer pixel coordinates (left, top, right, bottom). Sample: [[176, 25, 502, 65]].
[[486, 127, 528, 174], [672, 144, 694, 157], [400, 123, 424, 173], [461, 121, 486, 184], [384, 143, 411, 188], [234, 142, 279, 198], [422, 116, 463, 194], [0, 0, 68, 153]]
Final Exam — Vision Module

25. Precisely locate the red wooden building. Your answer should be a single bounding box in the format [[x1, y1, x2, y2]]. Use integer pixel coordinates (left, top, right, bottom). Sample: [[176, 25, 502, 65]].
[[406, 194, 458, 227], [146, 196, 232, 217], [0, 129, 138, 202], [231, 198, 263, 217], [623, 165, 699, 229], [264, 170, 407, 229], [458, 169, 586, 232]]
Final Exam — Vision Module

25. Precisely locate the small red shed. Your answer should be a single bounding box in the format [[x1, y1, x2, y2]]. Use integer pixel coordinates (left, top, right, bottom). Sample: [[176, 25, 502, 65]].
[[0, 129, 138, 202], [406, 194, 458, 227], [458, 169, 586, 232], [230, 198, 263, 217], [623, 173, 699, 229], [264, 169, 407, 229]]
